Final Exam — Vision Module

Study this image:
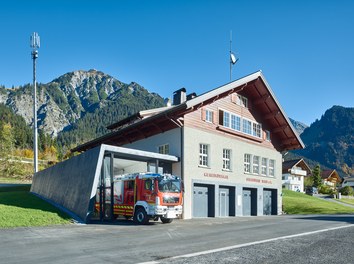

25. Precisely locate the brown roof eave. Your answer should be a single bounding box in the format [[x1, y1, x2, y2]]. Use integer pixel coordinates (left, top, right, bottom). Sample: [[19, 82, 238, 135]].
[[71, 103, 187, 153]]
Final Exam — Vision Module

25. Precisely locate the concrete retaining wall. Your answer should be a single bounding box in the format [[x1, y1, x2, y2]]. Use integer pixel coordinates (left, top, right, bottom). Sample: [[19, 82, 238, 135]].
[[30, 146, 102, 222]]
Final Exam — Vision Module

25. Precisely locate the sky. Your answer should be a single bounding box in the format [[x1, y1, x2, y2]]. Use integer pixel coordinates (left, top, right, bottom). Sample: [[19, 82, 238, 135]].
[[1, 0, 353, 125]]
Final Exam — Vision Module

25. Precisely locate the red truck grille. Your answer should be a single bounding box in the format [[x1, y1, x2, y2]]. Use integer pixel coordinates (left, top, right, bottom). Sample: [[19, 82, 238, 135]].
[[163, 196, 180, 204]]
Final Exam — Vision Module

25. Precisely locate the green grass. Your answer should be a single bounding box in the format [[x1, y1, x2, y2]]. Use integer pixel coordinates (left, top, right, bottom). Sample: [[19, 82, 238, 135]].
[[282, 189, 354, 214], [0, 177, 30, 184], [337, 198, 354, 206], [0, 185, 72, 228]]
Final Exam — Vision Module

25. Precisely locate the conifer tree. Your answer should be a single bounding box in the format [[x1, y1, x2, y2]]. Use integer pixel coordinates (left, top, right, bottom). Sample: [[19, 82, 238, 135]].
[[312, 164, 322, 188]]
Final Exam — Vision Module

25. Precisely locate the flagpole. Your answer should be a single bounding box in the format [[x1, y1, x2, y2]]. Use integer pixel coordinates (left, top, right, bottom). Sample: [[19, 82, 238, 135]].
[[230, 30, 232, 81]]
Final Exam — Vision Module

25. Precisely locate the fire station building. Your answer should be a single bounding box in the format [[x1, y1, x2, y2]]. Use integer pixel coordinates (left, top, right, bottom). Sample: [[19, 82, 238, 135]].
[[71, 71, 304, 219]]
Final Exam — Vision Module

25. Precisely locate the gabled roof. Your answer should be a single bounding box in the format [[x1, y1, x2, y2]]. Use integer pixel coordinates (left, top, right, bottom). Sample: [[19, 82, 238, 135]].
[[282, 158, 311, 174], [72, 71, 304, 153], [321, 169, 340, 180], [321, 169, 341, 184]]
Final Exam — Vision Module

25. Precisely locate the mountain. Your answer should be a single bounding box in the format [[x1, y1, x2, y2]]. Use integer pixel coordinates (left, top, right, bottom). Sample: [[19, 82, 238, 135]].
[[289, 118, 308, 136], [0, 70, 165, 141], [293, 106, 354, 177], [0, 103, 32, 149]]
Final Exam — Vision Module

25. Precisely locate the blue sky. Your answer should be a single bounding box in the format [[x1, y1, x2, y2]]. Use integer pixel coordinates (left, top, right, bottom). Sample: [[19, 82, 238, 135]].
[[1, 0, 353, 125]]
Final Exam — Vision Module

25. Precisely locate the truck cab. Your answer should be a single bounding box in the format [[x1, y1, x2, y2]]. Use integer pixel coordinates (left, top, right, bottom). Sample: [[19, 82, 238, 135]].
[[113, 173, 183, 224]]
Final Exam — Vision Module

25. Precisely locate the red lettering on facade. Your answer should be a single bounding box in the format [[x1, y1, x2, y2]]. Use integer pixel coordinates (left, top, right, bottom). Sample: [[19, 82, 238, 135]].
[[203, 173, 228, 179], [246, 178, 272, 184]]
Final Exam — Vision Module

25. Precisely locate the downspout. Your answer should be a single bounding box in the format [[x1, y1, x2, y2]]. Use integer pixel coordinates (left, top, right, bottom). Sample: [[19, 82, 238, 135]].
[[180, 125, 184, 219]]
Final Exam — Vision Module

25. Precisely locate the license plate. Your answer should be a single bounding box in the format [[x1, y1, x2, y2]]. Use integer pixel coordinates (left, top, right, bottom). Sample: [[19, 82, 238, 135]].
[[166, 211, 176, 218]]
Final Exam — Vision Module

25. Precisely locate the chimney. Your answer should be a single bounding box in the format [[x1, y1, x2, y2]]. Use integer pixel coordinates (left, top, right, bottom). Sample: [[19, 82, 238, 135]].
[[173, 88, 187, 105], [164, 98, 172, 107], [187, 92, 197, 100]]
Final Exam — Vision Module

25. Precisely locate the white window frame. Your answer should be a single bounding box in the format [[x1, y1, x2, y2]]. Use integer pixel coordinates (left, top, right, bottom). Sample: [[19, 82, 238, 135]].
[[252, 155, 260, 175], [158, 144, 169, 154], [253, 123, 262, 138], [261, 157, 268, 176], [242, 119, 252, 135], [223, 111, 230, 128], [265, 130, 271, 141], [244, 153, 251, 173], [205, 109, 213, 123], [269, 159, 275, 177], [199, 144, 209, 167], [220, 109, 262, 139], [236, 94, 248, 108], [231, 114, 241, 131], [222, 149, 231, 171]]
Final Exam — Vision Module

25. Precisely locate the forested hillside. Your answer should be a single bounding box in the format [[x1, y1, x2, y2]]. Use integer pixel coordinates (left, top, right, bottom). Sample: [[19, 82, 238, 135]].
[[293, 106, 354, 177]]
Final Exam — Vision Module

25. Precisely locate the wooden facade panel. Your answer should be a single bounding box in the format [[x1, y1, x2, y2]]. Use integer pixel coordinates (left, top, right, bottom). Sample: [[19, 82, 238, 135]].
[[184, 93, 276, 150]]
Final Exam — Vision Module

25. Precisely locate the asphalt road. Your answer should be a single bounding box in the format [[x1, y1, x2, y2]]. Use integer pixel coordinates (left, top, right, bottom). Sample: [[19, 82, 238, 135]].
[[0, 215, 353, 264]]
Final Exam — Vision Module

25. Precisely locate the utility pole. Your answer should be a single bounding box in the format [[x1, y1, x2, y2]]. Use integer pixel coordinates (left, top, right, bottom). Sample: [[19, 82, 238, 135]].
[[30, 32, 40, 173]]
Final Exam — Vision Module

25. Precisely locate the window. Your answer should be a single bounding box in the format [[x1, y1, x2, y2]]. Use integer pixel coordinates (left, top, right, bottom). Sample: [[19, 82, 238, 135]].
[[223, 112, 230, 128], [158, 144, 169, 154], [236, 94, 248, 108], [253, 123, 261, 138], [269, 159, 275, 177], [205, 109, 213, 123], [242, 119, 252, 135], [265, 130, 271, 141], [199, 144, 209, 167], [231, 114, 241, 131], [252, 155, 260, 175], [222, 149, 231, 170], [219, 110, 262, 140], [244, 154, 251, 173], [261, 158, 268, 175]]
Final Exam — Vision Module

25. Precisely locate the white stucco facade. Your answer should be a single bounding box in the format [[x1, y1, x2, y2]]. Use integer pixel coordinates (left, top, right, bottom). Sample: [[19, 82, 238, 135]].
[[123, 125, 283, 219]]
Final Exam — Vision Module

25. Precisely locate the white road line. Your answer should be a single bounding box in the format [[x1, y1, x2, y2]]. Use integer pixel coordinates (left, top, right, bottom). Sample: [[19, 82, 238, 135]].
[[139, 224, 354, 264]]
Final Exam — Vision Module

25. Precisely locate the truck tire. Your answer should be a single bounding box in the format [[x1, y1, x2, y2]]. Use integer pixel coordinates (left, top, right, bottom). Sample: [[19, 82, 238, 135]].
[[134, 207, 149, 225], [161, 217, 173, 224]]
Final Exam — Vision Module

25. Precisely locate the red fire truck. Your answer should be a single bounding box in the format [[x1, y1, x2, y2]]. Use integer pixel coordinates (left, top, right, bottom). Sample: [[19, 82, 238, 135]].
[[96, 173, 183, 224]]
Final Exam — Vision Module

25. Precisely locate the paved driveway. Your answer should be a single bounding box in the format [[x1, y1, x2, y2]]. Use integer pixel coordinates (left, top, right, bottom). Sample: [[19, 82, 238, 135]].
[[0, 215, 353, 264]]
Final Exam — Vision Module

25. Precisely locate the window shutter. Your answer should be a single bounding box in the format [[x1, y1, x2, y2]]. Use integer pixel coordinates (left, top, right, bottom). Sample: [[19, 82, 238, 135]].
[[219, 110, 224, 126], [231, 93, 237, 103], [213, 111, 217, 124], [201, 108, 206, 121]]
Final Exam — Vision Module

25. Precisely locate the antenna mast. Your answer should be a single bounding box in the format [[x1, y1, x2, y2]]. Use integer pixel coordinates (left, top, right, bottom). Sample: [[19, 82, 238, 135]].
[[30, 32, 40, 173]]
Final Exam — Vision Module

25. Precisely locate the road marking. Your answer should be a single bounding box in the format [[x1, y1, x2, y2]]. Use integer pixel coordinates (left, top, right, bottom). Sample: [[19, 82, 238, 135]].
[[139, 224, 354, 264]]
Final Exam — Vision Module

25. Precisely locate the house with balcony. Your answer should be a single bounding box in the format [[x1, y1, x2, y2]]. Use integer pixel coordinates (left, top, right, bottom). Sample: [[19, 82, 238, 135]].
[[282, 158, 311, 192], [321, 169, 341, 188]]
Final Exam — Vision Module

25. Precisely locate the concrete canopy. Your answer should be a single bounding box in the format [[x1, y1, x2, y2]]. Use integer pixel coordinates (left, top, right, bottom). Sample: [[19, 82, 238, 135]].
[[31, 144, 179, 223]]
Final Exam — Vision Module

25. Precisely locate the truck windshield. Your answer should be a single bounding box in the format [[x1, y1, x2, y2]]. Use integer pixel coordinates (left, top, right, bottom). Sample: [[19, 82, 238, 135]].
[[158, 178, 181, 193]]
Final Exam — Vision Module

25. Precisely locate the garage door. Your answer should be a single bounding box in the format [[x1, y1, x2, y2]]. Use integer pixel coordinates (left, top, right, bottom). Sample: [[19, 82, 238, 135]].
[[219, 188, 229, 217], [263, 190, 272, 215], [193, 186, 208, 217], [242, 189, 251, 216]]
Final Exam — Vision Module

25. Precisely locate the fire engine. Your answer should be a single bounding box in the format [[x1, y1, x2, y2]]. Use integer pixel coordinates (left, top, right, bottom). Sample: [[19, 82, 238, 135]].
[[96, 173, 183, 224]]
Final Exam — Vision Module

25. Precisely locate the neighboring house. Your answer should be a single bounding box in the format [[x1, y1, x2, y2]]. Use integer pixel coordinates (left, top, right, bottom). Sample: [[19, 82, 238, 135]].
[[321, 169, 341, 188], [73, 71, 304, 218], [282, 159, 311, 192], [341, 177, 354, 188]]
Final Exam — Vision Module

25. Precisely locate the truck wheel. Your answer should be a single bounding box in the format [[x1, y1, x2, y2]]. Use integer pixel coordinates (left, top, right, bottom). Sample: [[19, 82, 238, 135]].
[[161, 217, 173, 224], [134, 208, 149, 225]]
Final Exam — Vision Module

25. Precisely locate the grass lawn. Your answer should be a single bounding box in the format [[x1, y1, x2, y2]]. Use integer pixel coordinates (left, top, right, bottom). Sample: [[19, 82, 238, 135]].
[[0, 185, 72, 228], [337, 198, 354, 206], [282, 189, 354, 214]]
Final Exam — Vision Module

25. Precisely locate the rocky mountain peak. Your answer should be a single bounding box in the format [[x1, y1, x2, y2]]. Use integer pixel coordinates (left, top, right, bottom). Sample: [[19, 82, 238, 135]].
[[0, 70, 161, 137]]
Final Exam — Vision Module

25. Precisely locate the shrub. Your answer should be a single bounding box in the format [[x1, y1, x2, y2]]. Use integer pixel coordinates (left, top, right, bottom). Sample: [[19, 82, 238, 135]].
[[340, 186, 354, 196], [319, 185, 333, 194]]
